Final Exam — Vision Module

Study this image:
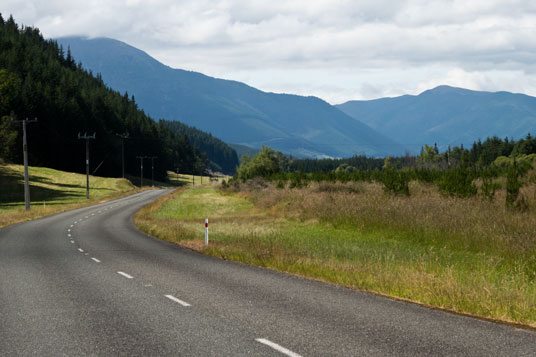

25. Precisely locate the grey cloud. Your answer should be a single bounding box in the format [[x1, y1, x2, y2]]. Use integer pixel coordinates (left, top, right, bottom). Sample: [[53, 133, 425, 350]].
[[2, 0, 536, 102]]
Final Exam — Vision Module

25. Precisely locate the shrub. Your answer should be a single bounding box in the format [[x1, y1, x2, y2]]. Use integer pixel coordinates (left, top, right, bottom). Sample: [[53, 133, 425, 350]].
[[437, 168, 477, 198], [479, 167, 501, 201], [380, 169, 410, 196], [506, 160, 522, 209]]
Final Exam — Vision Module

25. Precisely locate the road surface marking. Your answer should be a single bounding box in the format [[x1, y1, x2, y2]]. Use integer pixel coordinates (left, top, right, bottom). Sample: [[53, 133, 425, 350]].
[[78, 248, 84, 252], [68, 234, 71, 237], [91, 213, 95, 216], [164, 294, 191, 307], [70, 225, 73, 227], [70, 240, 74, 243], [117, 271, 133, 279], [98, 211, 102, 213], [255, 339, 301, 357], [67, 229, 71, 232], [91, 257, 101, 263]]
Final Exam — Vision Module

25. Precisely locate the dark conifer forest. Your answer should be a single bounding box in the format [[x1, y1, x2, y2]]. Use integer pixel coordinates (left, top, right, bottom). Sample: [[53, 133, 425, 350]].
[[0, 15, 238, 179]]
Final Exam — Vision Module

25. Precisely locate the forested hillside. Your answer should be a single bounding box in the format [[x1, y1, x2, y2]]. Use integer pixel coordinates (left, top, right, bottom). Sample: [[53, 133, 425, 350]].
[[160, 120, 239, 174], [0, 15, 236, 179]]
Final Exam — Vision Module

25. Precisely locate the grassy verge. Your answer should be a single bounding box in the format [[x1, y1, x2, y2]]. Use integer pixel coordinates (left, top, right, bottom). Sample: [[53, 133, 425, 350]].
[[134, 180, 536, 327], [0, 163, 138, 228]]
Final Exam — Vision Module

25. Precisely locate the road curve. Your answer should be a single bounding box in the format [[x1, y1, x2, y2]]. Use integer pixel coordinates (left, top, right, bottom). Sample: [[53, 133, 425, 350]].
[[1, 189, 535, 356]]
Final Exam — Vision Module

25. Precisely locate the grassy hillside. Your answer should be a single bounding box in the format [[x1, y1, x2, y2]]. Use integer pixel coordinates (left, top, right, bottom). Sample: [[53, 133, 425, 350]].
[[0, 163, 136, 228], [135, 179, 536, 328]]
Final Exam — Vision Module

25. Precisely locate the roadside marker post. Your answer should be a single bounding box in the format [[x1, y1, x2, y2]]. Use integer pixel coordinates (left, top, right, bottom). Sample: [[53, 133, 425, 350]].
[[205, 218, 208, 245]]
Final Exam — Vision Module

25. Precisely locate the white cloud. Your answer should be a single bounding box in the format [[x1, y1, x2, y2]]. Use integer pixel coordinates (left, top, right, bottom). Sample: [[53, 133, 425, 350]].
[[2, 0, 536, 102]]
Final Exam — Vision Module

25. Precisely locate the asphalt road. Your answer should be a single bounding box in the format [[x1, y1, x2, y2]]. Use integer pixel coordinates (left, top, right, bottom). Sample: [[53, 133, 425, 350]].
[[1, 189, 536, 356]]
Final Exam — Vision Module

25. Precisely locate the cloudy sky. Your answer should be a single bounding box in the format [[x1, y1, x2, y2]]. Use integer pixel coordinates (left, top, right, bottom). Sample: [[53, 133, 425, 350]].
[[3, 0, 536, 103]]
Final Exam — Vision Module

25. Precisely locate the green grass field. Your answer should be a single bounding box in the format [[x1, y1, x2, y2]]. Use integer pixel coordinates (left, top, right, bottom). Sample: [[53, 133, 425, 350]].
[[0, 163, 136, 228], [135, 181, 536, 328]]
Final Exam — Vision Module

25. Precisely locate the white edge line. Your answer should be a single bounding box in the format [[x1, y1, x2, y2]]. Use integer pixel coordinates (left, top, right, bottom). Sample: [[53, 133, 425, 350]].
[[164, 294, 191, 307], [117, 271, 133, 279], [91, 257, 101, 263], [255, 339, 302, 357]]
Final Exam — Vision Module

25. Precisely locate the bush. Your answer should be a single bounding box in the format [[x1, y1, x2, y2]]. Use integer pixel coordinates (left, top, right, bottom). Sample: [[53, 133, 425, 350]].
[[506, 160, 522, 209], [289, 172, 308, 189], [479, 167, 501, 201], [380, 169, 410, 196], [437, 168, 477, 198]]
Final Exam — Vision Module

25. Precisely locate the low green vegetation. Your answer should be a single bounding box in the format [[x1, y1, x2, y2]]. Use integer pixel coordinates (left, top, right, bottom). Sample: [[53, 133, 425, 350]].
[[136, 176, 536, 327], [0, 163, 136, 228]]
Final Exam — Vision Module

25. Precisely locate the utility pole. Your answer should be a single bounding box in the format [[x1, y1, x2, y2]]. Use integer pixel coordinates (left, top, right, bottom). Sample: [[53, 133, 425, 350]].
[[78, 133, 96, 199], [149, 156, 157, 187], [116, 133, 129, 178], [11, 113, 37, 211], [136, 156, 149, 187]]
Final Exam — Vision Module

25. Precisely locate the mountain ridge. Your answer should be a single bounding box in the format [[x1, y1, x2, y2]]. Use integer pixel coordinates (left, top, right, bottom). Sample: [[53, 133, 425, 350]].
[[337, 85, 536, 152], [56, 36, 404, 158]]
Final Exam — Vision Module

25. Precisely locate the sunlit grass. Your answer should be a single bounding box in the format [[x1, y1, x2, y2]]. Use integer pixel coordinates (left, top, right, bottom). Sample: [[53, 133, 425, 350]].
[[135, 179, 536, 327], [0, 163, 137, 228]]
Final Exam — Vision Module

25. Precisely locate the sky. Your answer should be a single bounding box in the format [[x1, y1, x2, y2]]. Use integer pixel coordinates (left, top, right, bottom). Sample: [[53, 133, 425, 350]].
[[2, 0, 536, 104]]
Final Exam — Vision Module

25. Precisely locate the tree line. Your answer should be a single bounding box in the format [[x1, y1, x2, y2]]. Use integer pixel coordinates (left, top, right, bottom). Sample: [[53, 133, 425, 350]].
[[285, 134, 536, 173]]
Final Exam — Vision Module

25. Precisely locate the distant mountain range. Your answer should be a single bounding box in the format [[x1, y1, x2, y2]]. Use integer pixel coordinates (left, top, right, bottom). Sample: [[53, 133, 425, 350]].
[[57, 37, 535, 158], [56, 37, 403, 158], [337, 86, 536, 152]]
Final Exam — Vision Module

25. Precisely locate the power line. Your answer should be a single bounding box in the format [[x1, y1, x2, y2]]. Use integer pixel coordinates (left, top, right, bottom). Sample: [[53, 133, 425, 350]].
[[78, 132, 96, 199], [11, 112, 37, 211]]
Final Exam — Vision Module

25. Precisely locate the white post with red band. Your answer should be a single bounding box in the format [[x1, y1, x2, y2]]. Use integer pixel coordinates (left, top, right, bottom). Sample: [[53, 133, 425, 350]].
[[205, 218, 208, 245]]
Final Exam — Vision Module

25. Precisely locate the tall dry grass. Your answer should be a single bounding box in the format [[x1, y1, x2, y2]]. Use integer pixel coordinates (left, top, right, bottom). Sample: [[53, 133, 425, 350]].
[[136, 179, 536, 327]]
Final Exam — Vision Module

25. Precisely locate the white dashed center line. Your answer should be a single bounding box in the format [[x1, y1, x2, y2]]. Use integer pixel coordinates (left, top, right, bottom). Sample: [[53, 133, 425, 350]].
[[91, 257, 101, 263], [67, 229, 71, 232], [70, 240, 74, 244], [164, 294, 191, 307], [117, 271, 133, 279], [68, 234, 71, 237], [255, 339, 301, 357], [78, 248, 84, 253]]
